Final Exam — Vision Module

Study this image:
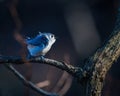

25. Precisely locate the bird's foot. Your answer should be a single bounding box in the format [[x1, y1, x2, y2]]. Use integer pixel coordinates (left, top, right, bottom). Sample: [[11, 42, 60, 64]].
[[40, 55, 45, 60], [26, 54, 45, 61]]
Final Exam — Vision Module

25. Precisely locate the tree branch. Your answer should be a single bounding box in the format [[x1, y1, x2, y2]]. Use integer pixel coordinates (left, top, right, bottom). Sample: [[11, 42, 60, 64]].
[[0, 56, 83, 79], [82, 7, 120, 96], [85, 31, 120, 96], [4, 63, 58, 96]]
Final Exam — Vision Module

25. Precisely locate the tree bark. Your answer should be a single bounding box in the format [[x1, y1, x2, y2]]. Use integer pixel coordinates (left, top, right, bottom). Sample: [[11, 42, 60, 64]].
[[83, 7, 120, 96], [84, 31, 120, 96]]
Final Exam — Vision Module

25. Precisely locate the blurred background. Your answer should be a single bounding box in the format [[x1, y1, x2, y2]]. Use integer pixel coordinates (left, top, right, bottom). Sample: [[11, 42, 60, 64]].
[[0, 0, 120, 96]]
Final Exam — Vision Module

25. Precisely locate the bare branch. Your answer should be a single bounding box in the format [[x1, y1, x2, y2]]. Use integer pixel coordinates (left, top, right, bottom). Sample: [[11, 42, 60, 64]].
[[0, 56, 84, 79], [4, 63, 58, 96]]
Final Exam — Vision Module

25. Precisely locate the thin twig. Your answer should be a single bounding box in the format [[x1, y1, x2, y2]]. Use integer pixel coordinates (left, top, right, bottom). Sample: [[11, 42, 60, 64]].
[[4, 63, 58, 96]]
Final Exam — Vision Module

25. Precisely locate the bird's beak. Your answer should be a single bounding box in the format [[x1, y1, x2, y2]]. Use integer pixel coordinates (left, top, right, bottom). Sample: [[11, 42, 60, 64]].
[[55, 36, 58, 39]]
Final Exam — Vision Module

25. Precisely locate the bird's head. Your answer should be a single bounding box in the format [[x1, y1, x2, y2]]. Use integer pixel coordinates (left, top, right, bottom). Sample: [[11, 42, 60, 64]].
[[42, 33, 56, 45]]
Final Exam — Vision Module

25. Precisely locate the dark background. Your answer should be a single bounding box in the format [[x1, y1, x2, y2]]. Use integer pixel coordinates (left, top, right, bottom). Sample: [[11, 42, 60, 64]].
[[0, 0, 120, 96]]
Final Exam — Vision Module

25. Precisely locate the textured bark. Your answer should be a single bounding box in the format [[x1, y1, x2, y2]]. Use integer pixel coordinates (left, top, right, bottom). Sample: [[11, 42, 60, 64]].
[[84, 31, 120, 96], [83, 7, 120, 96]]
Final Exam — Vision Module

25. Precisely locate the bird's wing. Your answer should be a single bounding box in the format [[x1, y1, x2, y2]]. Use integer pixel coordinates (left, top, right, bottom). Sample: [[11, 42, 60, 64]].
[[26, 35, 48, 47], [27, 43, 46, 56]]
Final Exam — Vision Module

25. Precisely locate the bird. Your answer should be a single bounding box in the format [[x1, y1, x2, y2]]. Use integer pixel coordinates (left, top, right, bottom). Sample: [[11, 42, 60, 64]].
[[25, 32, 56, 59]]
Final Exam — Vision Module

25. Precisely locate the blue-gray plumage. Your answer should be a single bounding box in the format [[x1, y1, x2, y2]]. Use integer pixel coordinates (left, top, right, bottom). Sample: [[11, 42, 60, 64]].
[[26, 32, 56, 58]]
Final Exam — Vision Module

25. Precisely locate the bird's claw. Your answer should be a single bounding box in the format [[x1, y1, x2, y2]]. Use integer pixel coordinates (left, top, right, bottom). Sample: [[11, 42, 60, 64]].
[[40, 56, 45, 60]]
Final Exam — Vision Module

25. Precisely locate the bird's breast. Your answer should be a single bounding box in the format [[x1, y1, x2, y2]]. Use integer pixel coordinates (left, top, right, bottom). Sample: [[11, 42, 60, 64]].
[[41, 45, 51, 55]]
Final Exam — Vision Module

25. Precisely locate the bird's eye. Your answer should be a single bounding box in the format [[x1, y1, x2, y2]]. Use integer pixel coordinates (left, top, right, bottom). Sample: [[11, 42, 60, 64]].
[[51, 35, 54, 38]]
